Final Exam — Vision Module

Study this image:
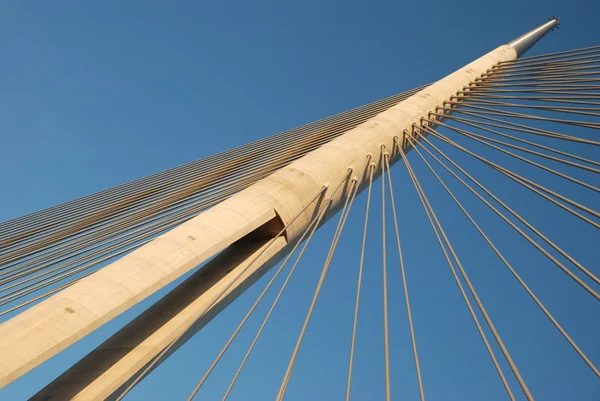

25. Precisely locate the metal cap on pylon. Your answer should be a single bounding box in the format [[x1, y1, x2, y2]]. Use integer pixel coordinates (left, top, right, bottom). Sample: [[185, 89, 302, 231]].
[[508, 18, 560, 56]]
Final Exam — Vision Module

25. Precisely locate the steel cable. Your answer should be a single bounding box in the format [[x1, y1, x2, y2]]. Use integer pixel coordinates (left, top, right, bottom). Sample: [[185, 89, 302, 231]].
[[405, 135, 600, 378], [395, 141, 518, 401]]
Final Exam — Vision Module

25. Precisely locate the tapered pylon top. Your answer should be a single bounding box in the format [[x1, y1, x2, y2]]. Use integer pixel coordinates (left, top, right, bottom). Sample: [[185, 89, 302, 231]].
[[508, 18, 560, 56]]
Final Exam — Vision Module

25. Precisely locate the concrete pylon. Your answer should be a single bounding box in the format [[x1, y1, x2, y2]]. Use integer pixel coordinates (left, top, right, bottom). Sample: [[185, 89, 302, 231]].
[[0, 19, 557, 397]]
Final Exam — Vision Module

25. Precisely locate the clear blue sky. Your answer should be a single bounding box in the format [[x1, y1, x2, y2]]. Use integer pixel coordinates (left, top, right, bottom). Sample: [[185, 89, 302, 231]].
[[0, 1, 598, 400]]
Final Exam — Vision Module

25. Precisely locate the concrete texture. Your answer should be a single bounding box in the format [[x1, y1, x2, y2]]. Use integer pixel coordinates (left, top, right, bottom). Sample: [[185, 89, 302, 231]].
[[0, 44, 517, 394]]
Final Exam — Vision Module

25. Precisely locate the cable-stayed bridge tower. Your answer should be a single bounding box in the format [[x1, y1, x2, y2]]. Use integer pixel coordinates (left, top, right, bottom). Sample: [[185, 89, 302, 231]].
[[0, 17, 598, 400]]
